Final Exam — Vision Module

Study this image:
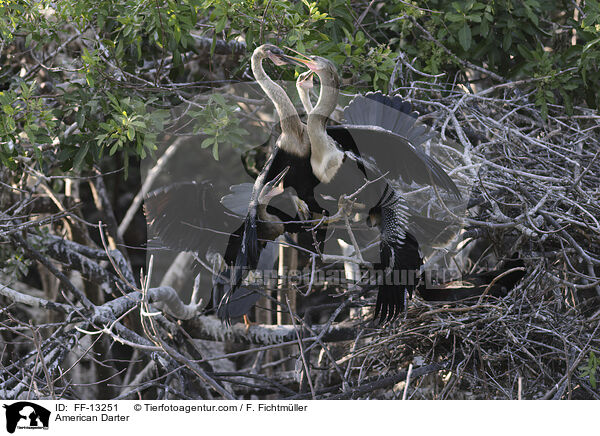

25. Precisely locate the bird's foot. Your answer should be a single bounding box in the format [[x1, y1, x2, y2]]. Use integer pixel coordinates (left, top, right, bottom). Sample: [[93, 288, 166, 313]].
[[243, 314, 258, 331]]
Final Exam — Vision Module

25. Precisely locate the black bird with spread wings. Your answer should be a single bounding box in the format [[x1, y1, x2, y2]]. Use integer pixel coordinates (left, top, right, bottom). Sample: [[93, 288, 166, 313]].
[[145, 45, 463, 324], [144, 44, 314, 323]]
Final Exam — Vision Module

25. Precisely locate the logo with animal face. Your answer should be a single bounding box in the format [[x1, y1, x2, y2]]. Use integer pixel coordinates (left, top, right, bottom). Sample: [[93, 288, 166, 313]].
[[2, 402, 51, 433]]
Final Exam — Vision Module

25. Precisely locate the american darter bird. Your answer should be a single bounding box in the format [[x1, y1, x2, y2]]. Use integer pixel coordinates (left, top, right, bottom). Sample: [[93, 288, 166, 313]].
[[273, 52, 462, 321], [145, 44, 310, 324], [144, 167, 294, 322]]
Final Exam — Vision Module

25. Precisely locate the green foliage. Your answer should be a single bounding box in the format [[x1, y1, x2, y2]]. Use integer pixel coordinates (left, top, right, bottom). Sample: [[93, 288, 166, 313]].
[[580, 351, 599, 389], [0, 244, 31, 280], [192, 94, 248, 160], [93, 94, 168, 177], [379, 0, 600, 117], [0, 0, 599, 177], [0, 83, 56, 170]]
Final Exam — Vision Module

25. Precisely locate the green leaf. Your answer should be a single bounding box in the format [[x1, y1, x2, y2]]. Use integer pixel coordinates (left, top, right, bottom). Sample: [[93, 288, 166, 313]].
[[446, 13, 464, 23], [76, 110, 85, 129], [215, 16, 227, 33], [583, 37, 600, 53], [95, 133, 107, 145], [458, 24, 471, 51], [211, 93, 226, 106], [212, 143, 219, 160], [480, 18, 489, 37], [201, 137, 214, 148], [106, 92, 119, 107], [73, 143, 90, 170], [503, 32, 512, 50], [85, 73, 95, 87]]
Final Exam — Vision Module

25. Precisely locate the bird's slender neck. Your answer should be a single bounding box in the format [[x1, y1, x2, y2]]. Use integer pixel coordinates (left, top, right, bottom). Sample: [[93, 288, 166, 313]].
[[257, 203, 273, 221], [307, 73, 344, 183], [311, 76, 339, 122], [257, 203, 283, 239], [251, 51, 306, 155], [297, 83, 313, 115]]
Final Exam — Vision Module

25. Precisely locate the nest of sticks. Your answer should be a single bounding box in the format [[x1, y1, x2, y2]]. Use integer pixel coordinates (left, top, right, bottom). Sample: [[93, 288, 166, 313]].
[[291, 82, 600, 399], [178, 82, 600, 400], [2, 78, 599, 400]]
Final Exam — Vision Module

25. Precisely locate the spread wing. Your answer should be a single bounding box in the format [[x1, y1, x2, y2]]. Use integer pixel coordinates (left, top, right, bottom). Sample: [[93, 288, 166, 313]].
[[326, 92, 462, 199]]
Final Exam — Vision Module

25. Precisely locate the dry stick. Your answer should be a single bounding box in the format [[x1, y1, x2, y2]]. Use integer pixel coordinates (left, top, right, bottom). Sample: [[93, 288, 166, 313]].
[[343, 214, 365, 264], [571, 147, 600, 189], [402, 363, 413, 400], [476, 267, 526, 305], [136, 259, 234, 399], [342, 329, 363, 383], [23, 31, 83, 80], [286, 297, 315, 399], [541, 347, 593, 400], [413, 83, 597, 397], [144, 329, 235, 400], [390, 50, 445, 95], [277, 243, 288, 325], [295, 319, 349, 390], [355, 0, 375, 28], [53, 331, 105, 387], [195, 338, 316, 364], [211, 371, 296, 396], [327, 362, 448, 400], [38, 182, 80, 239], [98, 221, 141, 292], [0, 283, 73, 315], [119, 360, 157, 399], [113, 364, 190, 400], [89, 167, 128, 261], [302, 296, 356, 355], [12, 234, 95, 310], [541, 212, 600, 296], [1, 314, 54, 398], [28, 322, 56, 400]]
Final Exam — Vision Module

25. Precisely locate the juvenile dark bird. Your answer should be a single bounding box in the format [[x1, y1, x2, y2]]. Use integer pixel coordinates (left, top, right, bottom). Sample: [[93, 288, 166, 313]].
[[146, 44, 318, 323]]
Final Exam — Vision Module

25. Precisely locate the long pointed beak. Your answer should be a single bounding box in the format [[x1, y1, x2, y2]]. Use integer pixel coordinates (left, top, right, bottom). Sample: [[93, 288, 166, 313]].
[[261, 166, 289, 201], [284, 46, 311, 60], [271, 166, 289, 187], [299, 71, 314, 81], [268, 52, 288, 66], [291, 196, 310, 220], [279, 49, 319, 70], [297, 71, 314, 88]]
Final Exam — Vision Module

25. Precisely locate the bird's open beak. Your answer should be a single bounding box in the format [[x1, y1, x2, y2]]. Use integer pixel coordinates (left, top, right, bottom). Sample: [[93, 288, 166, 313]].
[[271, 166, 289, 187], [263, 166, 289, 199], [268, 52, 288, 66], [278, 54, 315, 69], [297, 71, 314, 89], [279, 47, 319, 70], [291, 196, 310, 220]]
